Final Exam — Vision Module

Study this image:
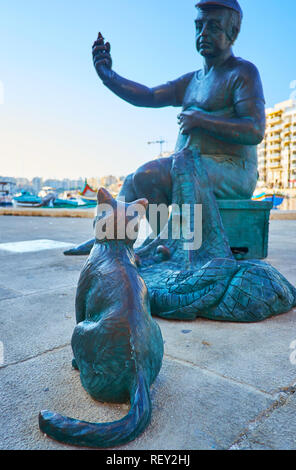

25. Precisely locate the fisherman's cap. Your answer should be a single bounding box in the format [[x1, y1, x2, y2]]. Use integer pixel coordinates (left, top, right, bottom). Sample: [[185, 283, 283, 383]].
[[196, 0, 243, 18]]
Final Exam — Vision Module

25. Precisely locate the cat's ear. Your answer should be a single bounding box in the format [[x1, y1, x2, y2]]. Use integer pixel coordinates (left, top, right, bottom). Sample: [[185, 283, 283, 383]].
[[132, 198, 149, 211], [97, 187, 115, 205]]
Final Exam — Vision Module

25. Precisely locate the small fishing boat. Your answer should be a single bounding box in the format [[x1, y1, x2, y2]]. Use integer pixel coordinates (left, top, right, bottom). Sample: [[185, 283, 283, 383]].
[[52, 197, 89, 208], [14, 190, 95, 209], [252, 192, 284, 209], [14, 190, 58, 208], [13, 191, 43, 207], [79, 180, 97, 206], [252, 192, 266, 202]]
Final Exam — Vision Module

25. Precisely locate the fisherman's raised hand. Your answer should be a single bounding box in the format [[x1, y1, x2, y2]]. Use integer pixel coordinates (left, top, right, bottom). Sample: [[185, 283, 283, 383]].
[[92, 32, 112, 80]]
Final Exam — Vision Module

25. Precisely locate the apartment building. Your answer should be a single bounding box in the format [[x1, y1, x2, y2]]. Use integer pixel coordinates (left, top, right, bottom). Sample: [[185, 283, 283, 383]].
[[257, 99, 296, 189]]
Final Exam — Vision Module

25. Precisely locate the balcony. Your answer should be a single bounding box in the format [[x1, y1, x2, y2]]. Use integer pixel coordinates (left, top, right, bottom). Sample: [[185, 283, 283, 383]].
[[268, 119, 282, 126], [268, 163, 282, 169], [283, 120, 291, 128], [267, 152, 280, 158], [267, 153, 281, 162], [282, 130, 291, 137], [271, 143, 281, 149], [269, 137, 281, 144]]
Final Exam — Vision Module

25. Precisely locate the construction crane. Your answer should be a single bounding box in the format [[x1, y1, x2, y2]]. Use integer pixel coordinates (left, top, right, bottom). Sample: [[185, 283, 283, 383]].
[[147, 138, 167, 156]]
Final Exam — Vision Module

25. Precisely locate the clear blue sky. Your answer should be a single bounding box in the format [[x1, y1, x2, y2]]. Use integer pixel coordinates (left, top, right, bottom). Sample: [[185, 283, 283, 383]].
[[1, 0, 296, 179]]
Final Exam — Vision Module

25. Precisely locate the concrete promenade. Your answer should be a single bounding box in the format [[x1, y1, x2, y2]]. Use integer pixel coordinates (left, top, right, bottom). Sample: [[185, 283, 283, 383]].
[[0, 215, 295, 450], [1, 206, 296, 220]]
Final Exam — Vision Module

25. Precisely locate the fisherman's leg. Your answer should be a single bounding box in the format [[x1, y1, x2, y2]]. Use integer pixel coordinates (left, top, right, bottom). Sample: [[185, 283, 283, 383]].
[[64, 158, 173, 256], [133, 157, 173, 237], [117, 173, 138, 201], [119, 158, 173, 204], [201, 156, 258, 200], [64, 237, 96, 256], [118, 158, 173, 237]]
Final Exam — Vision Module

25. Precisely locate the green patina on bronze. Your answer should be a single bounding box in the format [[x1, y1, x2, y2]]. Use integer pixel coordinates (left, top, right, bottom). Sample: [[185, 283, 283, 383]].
[[65, 1, 267, 260], [39, 190, 164, 448], [137, 147, 296, 322], [42, 0, 296, 449], [217, 199, 272, 260]]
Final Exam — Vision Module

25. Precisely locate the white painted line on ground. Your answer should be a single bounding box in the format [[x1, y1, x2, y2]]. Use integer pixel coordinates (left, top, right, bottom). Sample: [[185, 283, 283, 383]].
[[0, 239, 75, 253]]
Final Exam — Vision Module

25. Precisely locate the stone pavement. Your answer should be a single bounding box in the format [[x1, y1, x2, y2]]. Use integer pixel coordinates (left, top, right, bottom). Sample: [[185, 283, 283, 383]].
[[0, 216, 295, 450]]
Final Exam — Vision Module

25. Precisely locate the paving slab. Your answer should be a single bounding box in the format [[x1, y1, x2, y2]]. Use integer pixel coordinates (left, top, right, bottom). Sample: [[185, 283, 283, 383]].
[[0, 286, 21, 301], [233, 392, 296, 450], [267, 220, 296, 286], [0, 249, 84, 295], [0, 216, 296, 450], [0, 347, 274, 450], [0, 215, 93, 244], [0, 286, 76, 365], [158, 309, 296, 395]]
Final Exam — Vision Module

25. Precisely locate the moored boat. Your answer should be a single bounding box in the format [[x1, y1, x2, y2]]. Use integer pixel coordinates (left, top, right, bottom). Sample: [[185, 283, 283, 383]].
[[252, 192, 284, 209], [13, 191, 42, 207], [79, 180, 97, 206], [14, 190, 96, 209], [0, 181, 15, 206]]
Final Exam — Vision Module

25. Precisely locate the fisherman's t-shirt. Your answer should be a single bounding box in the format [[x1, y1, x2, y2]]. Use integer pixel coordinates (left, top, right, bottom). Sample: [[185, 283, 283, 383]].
[[159, 55, 265, 164]]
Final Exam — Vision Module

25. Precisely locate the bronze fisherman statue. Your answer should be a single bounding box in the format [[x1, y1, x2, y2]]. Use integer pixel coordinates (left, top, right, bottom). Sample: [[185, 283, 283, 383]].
[[41, 1, 296, 449], [65, 0, 266, 254]]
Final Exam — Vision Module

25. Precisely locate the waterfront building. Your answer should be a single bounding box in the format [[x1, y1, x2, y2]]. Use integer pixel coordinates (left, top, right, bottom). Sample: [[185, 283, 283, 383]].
[[258, 99, 296, 189]]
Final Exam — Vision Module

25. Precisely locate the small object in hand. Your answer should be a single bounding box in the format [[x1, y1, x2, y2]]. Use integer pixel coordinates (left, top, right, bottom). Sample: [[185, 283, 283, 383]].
[[156, 245, 171, 261]]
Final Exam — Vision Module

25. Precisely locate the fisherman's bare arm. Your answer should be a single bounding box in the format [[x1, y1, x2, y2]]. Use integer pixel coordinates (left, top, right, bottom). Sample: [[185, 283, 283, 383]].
[[92, 33, 192, 108]]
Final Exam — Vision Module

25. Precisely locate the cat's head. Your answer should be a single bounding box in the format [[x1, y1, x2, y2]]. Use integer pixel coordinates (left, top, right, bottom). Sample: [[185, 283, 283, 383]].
[[94, 187, 148, 245]]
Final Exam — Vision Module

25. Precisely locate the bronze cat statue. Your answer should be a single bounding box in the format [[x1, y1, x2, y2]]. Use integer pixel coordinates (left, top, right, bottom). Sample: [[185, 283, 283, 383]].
[[39, 188, 164, 448]]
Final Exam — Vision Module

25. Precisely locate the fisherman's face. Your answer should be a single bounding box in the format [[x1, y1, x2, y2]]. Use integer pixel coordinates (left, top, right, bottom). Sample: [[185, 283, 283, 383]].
[[195, 8, 233, 58]]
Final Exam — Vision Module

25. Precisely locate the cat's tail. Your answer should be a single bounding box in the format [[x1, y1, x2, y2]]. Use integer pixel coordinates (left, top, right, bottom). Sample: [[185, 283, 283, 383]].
[[38, 370, 151, 448]]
